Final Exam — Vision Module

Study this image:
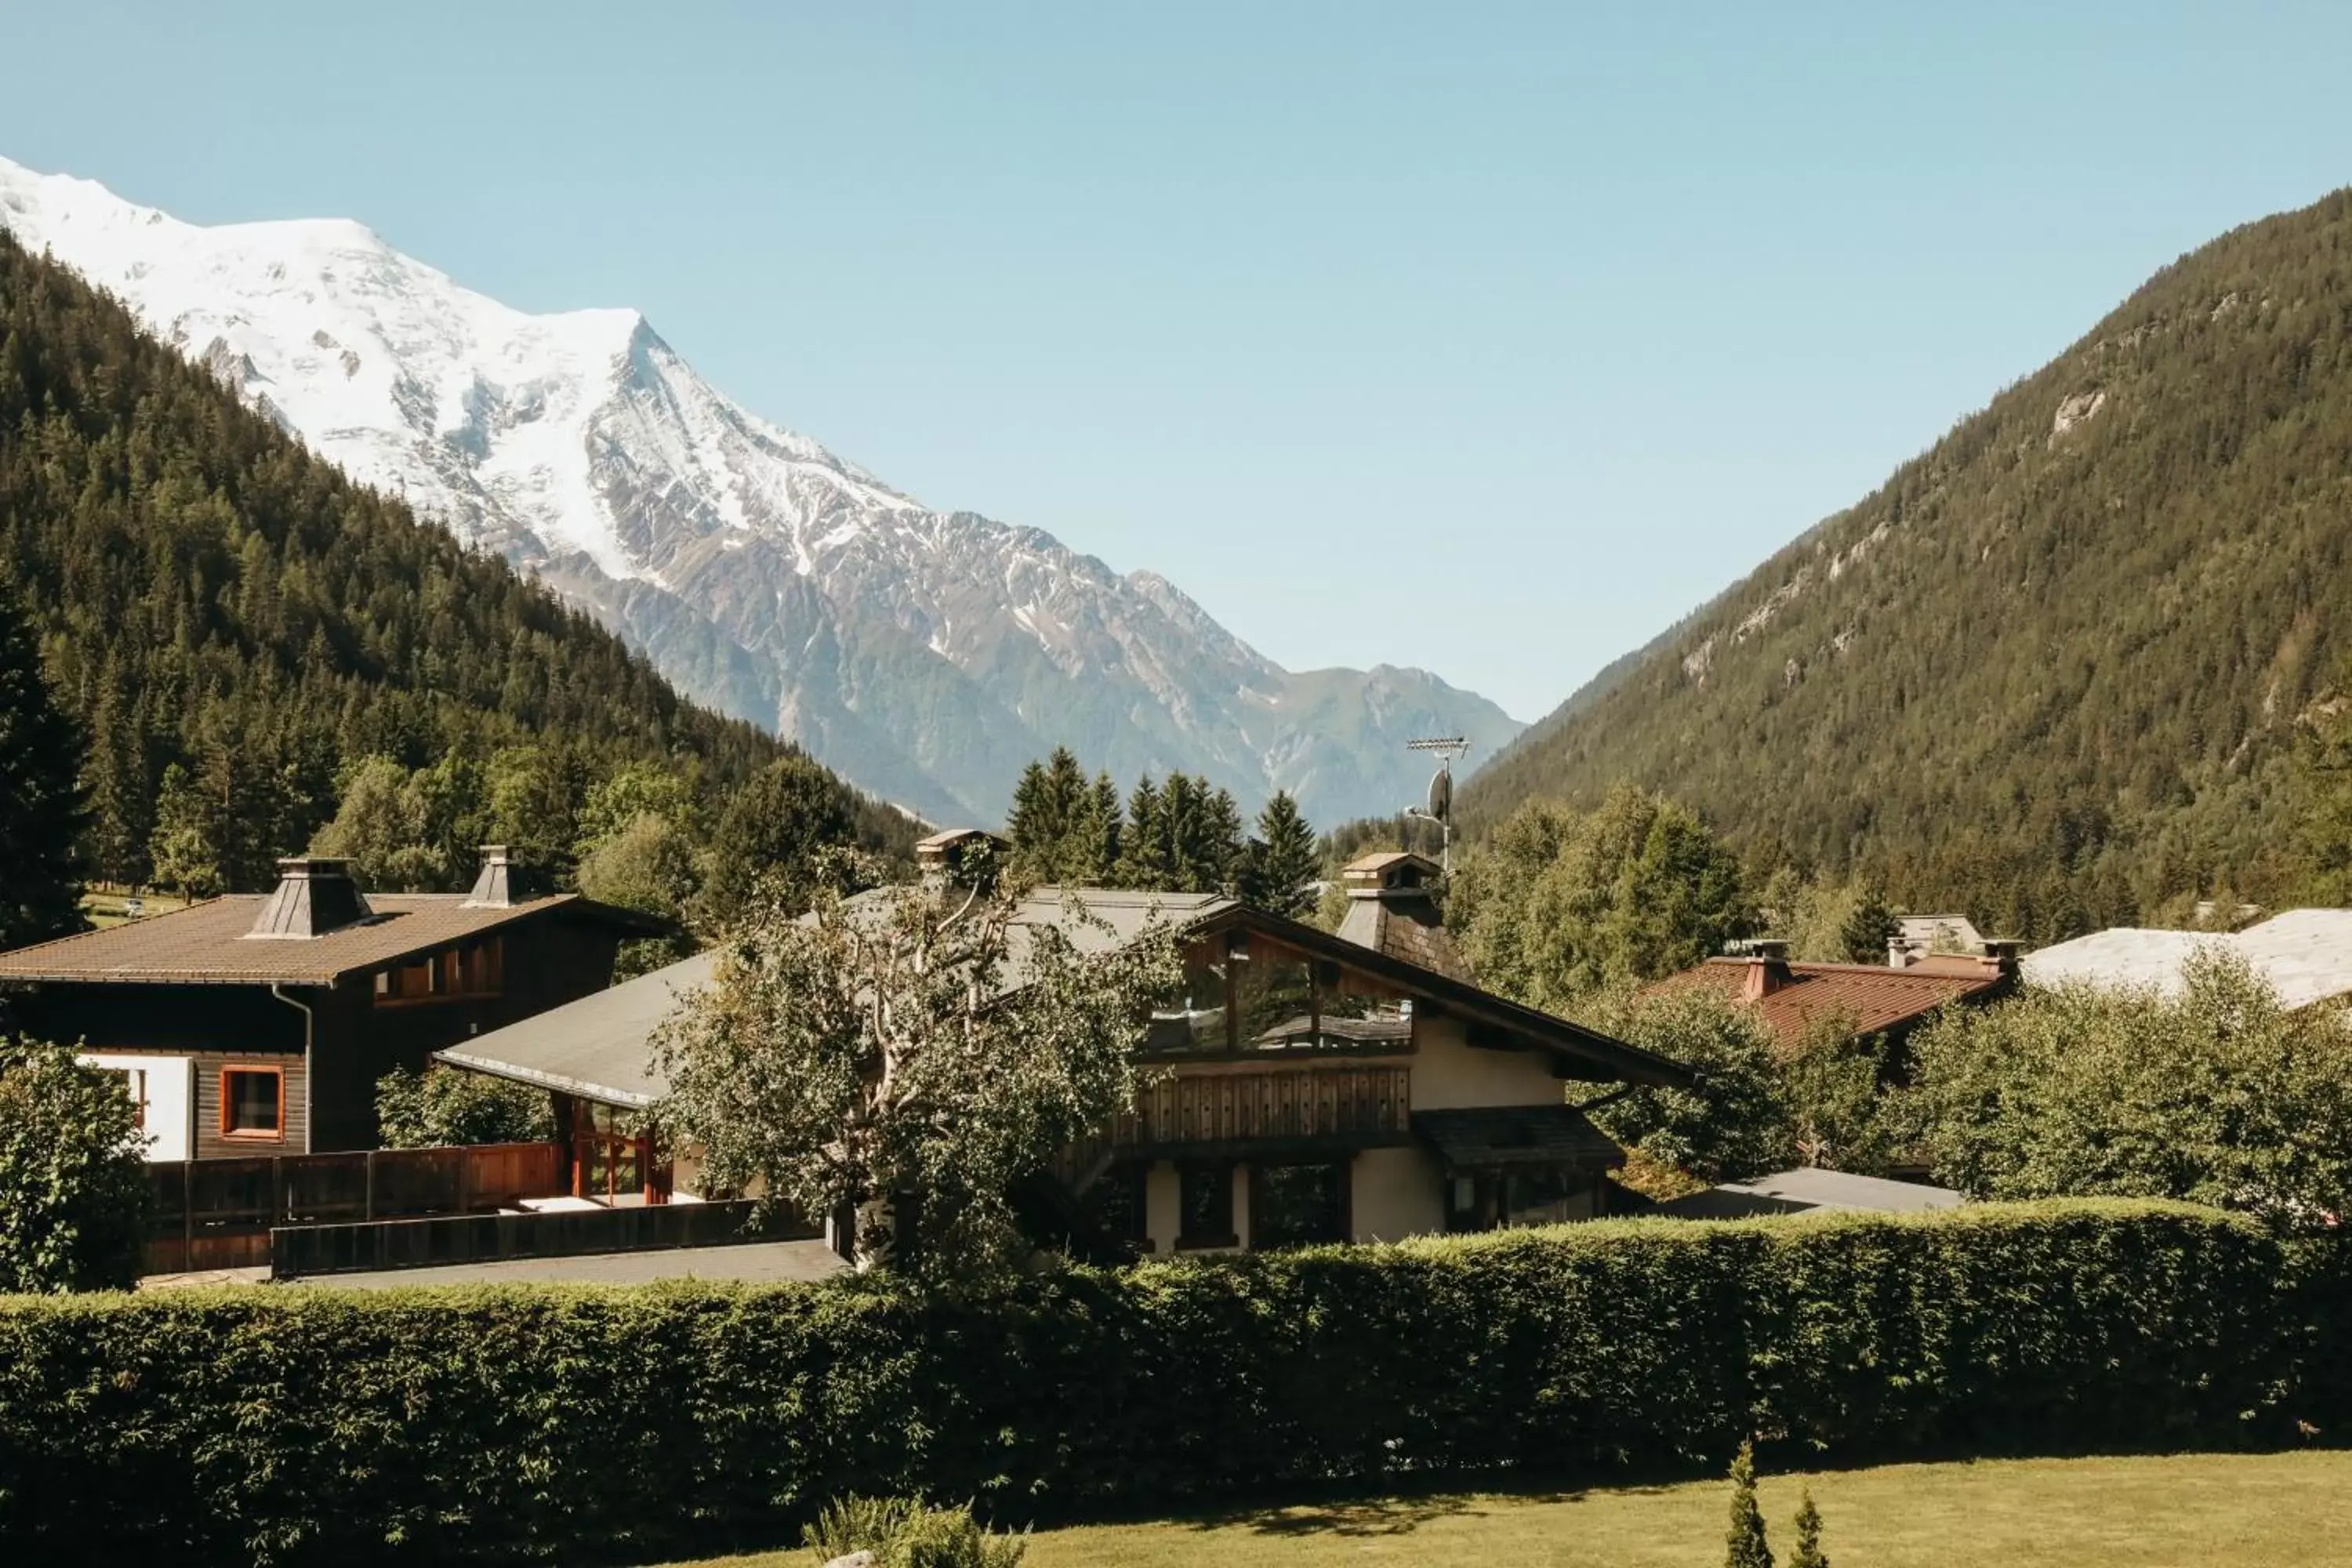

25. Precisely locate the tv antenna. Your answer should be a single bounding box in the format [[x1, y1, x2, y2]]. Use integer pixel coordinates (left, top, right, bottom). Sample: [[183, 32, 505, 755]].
[[1403, 735, 1468, 880]]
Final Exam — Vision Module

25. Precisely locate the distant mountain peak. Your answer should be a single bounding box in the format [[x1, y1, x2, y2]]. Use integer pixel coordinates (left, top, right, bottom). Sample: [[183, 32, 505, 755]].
[[0, 154, 1520, 824]]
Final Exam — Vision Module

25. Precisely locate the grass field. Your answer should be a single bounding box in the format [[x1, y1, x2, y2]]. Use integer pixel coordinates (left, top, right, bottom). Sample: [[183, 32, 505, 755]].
[[672, 1450, 2352, 1567], [79, 887, 192, 929]]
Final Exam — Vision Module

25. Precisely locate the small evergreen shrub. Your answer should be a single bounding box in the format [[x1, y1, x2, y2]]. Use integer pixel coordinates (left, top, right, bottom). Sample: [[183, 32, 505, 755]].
[[1788, 1487, 1827, 1568], [1723, 1441, 1772, 1568], [802, 1495, 1025, 1567]]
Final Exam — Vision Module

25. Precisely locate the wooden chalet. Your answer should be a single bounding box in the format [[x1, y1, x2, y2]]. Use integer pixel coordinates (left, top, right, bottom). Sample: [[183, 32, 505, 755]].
[[0, 851, 657, 1160], [441, 847, 1697, 1253]]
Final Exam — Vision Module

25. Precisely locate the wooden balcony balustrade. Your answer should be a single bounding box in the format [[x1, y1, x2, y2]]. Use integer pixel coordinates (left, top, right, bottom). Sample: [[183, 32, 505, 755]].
[[1111, 1063, 1411, 1150]]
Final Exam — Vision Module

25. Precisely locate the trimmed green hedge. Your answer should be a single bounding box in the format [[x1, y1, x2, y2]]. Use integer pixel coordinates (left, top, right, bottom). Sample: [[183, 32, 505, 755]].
[[0, 1201, 2336, 1564]]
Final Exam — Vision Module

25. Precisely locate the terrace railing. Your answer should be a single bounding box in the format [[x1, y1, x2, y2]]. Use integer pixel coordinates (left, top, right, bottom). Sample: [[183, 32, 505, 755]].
[[143, 1141, 564, 1275]]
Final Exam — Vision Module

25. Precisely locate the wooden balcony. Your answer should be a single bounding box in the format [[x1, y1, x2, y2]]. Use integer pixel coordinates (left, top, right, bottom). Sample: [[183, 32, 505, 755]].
[[1112, 1063, 1411, 1152]]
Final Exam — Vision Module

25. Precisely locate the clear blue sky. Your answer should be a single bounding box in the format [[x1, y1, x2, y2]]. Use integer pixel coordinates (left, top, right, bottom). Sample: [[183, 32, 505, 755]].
[[6, 2, 2350, 723]]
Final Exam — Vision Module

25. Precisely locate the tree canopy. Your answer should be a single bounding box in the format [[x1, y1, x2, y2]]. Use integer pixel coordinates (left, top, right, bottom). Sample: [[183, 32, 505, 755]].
[[1903, 949, 2352, 1224], [1451, 784, 1755, 1014], [1462, 187, 2352, 938], [0, 1036, 147, 1291], [655, 877, 1183, 1283], [0, 579, 85, 946], [0, 228, 905, 899]]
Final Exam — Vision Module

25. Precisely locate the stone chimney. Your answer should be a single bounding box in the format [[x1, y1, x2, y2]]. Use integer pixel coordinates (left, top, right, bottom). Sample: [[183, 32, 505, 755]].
[[1336, 851, 1474, 983], [245, 858, 375, 938], [916, 828, 1008, 898], [1740, 938, 1793, 1001], [1981, 938, 2023, 977], [463, 845, 520, 909]]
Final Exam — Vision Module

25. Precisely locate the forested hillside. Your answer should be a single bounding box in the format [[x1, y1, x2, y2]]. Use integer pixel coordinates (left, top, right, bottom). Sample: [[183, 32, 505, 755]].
[[0, 230, 907, 901], [1463, 187, 2352, 938]]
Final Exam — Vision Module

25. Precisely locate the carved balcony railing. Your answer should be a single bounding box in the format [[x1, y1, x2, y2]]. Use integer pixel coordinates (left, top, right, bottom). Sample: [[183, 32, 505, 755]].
[[1110, 1063, 1411, 1151]]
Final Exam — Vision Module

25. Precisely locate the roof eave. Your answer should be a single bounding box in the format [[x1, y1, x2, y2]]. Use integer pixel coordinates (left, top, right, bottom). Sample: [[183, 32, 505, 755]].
[[1183, 903, 1700, 1090]]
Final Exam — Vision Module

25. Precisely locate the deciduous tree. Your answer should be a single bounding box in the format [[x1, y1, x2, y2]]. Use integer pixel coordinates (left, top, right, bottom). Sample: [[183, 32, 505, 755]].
[[1454, 784, 1755, 1014], [0, 1036, 147, 1291], [655, 877, 1184, 1283], [1580, 983, 1793, 1182], [1904, 949, 2352, 1223]]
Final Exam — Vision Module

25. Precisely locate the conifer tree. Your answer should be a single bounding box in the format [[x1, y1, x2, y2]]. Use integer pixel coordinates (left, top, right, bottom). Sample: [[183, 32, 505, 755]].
[[148, 761, 223, 900], [1118, 775, 1171, 890], [78, 652, 151, 890], [0, 583, 89, 946], [1243, 790, 1319, 916], [1073, 769, 1123, 881], [1005, 758, 1058, 877], [1788, 1487, 1827, 1568], [1837, 883, 1898, 965], [700, 753, 868, 927], [1724, 1440, 1773, 1568]]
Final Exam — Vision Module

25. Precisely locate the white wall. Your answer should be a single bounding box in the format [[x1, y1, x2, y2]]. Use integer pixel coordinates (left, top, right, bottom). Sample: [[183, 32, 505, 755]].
[[1406, 1014, 1566, 1110], [78, 1051, 191, 1162]]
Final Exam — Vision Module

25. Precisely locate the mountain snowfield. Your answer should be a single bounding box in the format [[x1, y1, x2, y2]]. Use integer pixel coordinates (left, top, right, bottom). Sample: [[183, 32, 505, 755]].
[[0, 155, 1519, 825]]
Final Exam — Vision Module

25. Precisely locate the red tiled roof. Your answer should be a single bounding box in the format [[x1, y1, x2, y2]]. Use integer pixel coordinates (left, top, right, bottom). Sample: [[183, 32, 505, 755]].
[[0, 893, 626, 986], [1650, 956, 2009, 1051]]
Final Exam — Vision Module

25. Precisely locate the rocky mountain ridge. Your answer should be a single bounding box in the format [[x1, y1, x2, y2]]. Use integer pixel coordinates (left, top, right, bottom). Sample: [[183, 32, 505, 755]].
[[0, 155, 1519, 825]]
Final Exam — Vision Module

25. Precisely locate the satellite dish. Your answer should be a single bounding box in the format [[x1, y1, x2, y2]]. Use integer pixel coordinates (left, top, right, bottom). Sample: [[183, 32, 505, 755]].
[[1427, 764, 1453, 823]]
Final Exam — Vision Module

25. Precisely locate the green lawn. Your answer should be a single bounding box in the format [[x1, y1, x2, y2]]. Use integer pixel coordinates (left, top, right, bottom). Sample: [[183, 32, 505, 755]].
[[674, 1450, 2352, 1567]]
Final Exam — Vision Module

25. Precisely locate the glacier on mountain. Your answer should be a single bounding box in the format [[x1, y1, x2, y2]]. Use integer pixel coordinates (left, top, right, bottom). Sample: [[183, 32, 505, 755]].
[[0, 155, 1520, 824]]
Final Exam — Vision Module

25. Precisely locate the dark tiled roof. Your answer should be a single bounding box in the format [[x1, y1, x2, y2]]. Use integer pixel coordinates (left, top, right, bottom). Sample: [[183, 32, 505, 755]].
[[1653, 956, 2007, 1051], [1413, 1105, 1624, 1169], [0, 893, 632, 986]]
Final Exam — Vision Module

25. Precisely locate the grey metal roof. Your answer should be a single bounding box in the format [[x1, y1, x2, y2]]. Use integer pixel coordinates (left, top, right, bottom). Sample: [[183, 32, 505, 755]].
[[435, 949, 718, 1109], [2023, 909, 2352, 1011], [1657, 1167, 1963, 1219]]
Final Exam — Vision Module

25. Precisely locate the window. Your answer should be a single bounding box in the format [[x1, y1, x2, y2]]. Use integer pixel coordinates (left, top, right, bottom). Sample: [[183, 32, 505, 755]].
[[1250, 1161, 1348, 1249], [374, 937, 503, 1004], [1177, 1161, 1236, 1249], [220, 1066, 284, 1140], [1092, 1163, 1150, 1252], [1446, 1168, 1592, 1233], [110, 1068, 147, 1130]]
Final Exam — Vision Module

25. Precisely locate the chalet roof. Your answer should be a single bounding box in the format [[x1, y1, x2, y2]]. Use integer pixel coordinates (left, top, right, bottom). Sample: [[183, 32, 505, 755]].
[[443, 884, 1698, 1110], [2023, 909, 2352, 1011], [1657, 1167, 1963, 1219], [438, 950, 719, 1109], [0, 891, 645, 987], [1413, 1105, 1624, 1170], [915, 826, 1007, 852], [1653, 955, 2008, 1051]]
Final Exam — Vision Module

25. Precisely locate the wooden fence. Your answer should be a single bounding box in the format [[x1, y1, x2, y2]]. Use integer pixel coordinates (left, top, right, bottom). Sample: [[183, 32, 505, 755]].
[[143, 1142, 564, 1275], [270, 1198, 818, 1279]]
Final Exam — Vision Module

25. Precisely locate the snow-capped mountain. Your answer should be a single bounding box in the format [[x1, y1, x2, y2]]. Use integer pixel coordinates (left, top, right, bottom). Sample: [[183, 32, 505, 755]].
[[0, 156, 1520, 824]]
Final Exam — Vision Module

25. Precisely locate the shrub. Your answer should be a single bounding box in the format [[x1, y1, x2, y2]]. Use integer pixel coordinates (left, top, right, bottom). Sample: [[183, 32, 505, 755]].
[[373, 1066, 554, 1149], [0, 1036, 147, 1292], [1788, 1487, 1827, 1568], [803, 1495, 1026, 1567], [0, 1201, 2330, 1565], [1723, 1440, 1771, 1568]]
